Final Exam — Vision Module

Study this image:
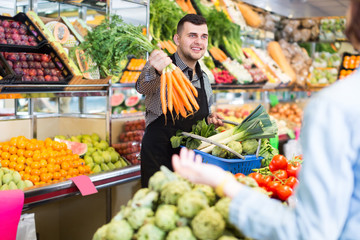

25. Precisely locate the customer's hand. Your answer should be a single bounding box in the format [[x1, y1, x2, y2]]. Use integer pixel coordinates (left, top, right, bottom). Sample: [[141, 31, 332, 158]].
[[149, 49, 172, 74], [172, 147, 227, 187], [207, 112, 224, 128]]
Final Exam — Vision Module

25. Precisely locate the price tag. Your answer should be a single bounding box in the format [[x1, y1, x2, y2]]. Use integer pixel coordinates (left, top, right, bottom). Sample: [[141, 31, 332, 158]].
[[269, 94, 279, 107], [70, 175, 98, 196], [287, 129, 296, 139], [0, 190, 24, 240]]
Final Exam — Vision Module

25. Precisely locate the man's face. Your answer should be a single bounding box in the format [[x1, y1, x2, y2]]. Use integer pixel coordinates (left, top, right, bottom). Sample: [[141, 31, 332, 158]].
[[175, 22, 208, 63]]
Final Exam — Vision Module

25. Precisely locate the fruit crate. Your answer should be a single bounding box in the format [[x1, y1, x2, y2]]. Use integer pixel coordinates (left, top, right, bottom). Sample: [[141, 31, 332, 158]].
[[0, 52, 16, 83], [0, 43, 74, 91], [192, 149, 262, 175], [0, 12, 47, 49], [338, 52, 360, 80]]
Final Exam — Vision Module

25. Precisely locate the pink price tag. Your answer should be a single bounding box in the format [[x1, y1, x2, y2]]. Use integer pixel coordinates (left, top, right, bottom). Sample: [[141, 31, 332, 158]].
[[70, 175, 98, 196], [0, 190, 24, 240]]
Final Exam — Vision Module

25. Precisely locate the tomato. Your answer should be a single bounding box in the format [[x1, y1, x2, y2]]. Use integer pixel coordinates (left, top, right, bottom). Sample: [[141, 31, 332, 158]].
[[285, 176, 299, 189], [287, 161, 301, 178], [262, 175, 273, 188], [234, 173, 245, 178], [276, 185, 293, 201], [269, 155, 288, 172], [267, 181, 281, 197], [274, 169, 288, 180], [248, 172, 264, 186]]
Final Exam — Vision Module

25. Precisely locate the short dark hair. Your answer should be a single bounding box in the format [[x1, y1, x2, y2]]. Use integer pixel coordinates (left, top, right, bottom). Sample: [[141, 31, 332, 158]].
[[345, 0, 360, 48], [177, 14, 207, 34]]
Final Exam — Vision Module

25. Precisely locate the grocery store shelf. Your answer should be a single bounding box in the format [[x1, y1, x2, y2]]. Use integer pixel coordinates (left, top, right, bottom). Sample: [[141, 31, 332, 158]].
[[23, 164, 140, 211], [111, 83, 136, 88]]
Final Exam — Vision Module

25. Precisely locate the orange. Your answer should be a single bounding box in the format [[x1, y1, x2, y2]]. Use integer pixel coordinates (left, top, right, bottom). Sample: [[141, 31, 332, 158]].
[[23, 173, 31, 181], [15, 163, 25, 172], [72, 168, 79, 176], [17, 148, 25, 157], [1, 160, 10, 168], [32, 152, 41, 162], [44, 138, 53, 148], [25, 166, 32, 174], [39, 159, 47, 168], [66, 149, 72, 155], [24, 150, 33, 158], [9, 161, 16, 169], [60, 169, 67, 178], [41, 151, 49, 160], [47, 163, 55, 173], [31, 169, 41, 176], [25, 143, 36, 151], [40, 173, 50, 182], [60, 142, 67, 151], [9, 137, 18, 147], [30, 175, 40, 184], [24, 157, 32, 166], [61, 162, 70, 171], [2, 144, 10, 152], [31, 161, 40, 169], [17, 141, 26, 149], [9, 146, 17, 155], [54, 164, 60, 172], [19, 171, 25, 178], [40, 168, 48, 174], [78, 166, 86, 174], [10, 154, 18, 163], [53, 172, 61, 180], [48, 158, 56, 164], [1, 151, 10, 160]]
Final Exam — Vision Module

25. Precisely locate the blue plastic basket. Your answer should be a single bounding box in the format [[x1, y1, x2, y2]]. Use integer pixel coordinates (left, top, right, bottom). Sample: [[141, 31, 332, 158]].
[[193, 149, 262, 175]]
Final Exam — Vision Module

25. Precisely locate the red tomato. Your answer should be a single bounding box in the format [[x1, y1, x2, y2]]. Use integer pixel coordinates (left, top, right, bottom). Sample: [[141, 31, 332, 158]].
[[276, 185, 293, 201], [269, 155, 288, 172], [267, 181, 281, 197], [262, 175, 273, 188], [285, 176, 299, 189], [235, 173, 245, 178], [248, 172, 264, 186], [287, 162, 301, 178], [274, 169, 288, 180]]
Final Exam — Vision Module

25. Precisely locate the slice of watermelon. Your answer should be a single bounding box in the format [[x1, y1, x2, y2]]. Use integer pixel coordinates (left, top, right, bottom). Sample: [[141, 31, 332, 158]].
[[125, 95, 140, 107], [110, 93, 125, 106], [54, 138, 87, 155]]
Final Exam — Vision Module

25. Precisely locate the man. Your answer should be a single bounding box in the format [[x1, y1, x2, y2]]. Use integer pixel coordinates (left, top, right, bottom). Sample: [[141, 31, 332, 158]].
[[136, 14, 223, 187]]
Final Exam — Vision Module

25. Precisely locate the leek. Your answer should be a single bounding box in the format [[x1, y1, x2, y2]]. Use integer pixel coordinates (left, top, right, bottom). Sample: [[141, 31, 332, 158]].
[[198, 105, 277, 153]]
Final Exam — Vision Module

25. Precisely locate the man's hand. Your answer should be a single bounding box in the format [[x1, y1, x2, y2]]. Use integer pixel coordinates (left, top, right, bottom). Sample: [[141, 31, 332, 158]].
[[149, 49, 172, 74], [207, 112, 224, 128]]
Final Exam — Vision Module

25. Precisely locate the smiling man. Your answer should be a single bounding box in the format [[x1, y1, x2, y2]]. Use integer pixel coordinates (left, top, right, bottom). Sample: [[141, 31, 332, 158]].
[[136, 14, 223, 187]]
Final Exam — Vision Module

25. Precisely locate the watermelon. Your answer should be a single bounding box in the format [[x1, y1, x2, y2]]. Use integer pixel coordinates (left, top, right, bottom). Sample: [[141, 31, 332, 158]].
[[125, 95, 140, 107], [54, 138, 87, 155], [110, 93, 125, 106]]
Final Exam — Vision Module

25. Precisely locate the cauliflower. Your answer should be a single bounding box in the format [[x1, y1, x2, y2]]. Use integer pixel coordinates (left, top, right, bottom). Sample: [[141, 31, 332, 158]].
[[127, 207, 154, 230], [241, 139, 258, 155], [160, 180, 191, 205], [177, 190, 209, 218], [214, 197, 231, 221], [166, 227, 196, 240], [149, 171, 170, 192], [136, 223, 165, 240], [226, 141, 242, 159], [105, 220, 133, 240], [92, 224, 107, 240], [155, 204, 179, 231], [193, 184, 217, 206], [191, 207, 225, 240], [212, 146, 228, 158]]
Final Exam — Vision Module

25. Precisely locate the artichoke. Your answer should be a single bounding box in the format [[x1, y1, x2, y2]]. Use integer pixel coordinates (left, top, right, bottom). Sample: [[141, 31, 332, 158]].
[[166, 226, 196, 240], [155, 205, 179, 232], [177, 190, 209, 218], [191, 207, 225, 240]]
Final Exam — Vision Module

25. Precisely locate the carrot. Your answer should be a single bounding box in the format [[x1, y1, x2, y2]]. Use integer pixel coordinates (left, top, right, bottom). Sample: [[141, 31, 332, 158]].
[[167, 40, 177, 53], [171, 70, 199, 111], [166, 71, 173, 113], [174, 67, 198, 97], [173, 88, 187, 118], [171, 71, 193, 112], [160, 72, 167, 116]]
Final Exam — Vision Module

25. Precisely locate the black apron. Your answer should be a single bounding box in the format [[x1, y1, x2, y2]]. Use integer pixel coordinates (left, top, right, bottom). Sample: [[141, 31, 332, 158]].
[[140, 55, 209, 187]]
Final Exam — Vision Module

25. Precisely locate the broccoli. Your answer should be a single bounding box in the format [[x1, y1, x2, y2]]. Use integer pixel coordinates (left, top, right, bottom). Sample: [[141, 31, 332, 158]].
[[212, 146, 228, 158], [136, 223, 166, 240], [149, 171, 171, 192], [177, 190, 209, 218], [160, 180, 191, 205], [241, 139, 258, 155], [166, 226, 196, 240], [191, 207, 225, 240], [193, 184, 217, 206], [127, 207, 154, 230], [105, 220, 133, 240], [226, 141, 243, 159], [214, 197, 231, 221], [92, 224, 108, 240], [155, 204, 179, 232]]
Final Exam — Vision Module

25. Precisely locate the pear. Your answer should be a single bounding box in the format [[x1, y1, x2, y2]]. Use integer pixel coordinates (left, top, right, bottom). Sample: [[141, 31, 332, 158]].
[[9, 181, 18, 190], [2, 173, 12, 184], [87, 163, 95, 170], [100, 163, 110, 171], [93, 155, 104, 165], [87, 147, 96, 155], [102, 151, 112, 163], [110, 151, 120, 163], [12, 171, 21, 184], [0, 184, 9, 190], [24, 180, 34, 188], [17, 181, 26, 190], [91, 133, 100, 142], [107, 147, 116, 152], [84, 141, 94, 148], [107, 162, 116, 170], [120, 158, 129, 167], [114, 161, 123, 168], [92, 165, 102, 173], [55, 135, 67, 140], [98, 140, 109, 150], [84, 155, 94, 165], [0, 169, 4, 179], [70, 136, 81, 143]]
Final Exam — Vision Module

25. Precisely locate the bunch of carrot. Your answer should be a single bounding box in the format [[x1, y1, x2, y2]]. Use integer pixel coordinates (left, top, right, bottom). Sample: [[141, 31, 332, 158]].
[[175, 0, 197, 14], [160, 64, 199, 122], [159, 40, 177, 54], [209, 46, 228, 63]]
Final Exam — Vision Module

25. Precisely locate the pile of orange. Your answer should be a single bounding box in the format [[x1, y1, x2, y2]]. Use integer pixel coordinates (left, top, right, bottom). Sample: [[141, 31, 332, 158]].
[[0, 136, 92, 186]]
